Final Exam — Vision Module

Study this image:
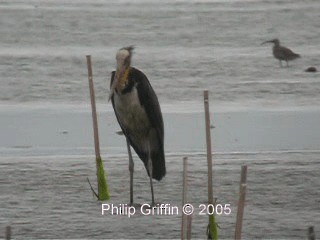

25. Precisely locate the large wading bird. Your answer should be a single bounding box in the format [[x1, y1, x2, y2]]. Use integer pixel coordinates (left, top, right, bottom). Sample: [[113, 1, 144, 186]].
[[261, 38, 300, 67], [109, 46, 166, 205]]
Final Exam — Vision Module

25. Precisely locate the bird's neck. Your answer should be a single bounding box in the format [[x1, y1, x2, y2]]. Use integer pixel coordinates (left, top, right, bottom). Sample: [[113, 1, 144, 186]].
[[117, 67, 131, 89]]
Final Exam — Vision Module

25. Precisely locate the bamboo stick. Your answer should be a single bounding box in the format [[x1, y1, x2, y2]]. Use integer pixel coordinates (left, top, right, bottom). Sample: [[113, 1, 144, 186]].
[[234, 165, 248, 240], [86, 55, 110, 201], [204, 91, 213, 206], [186, 214, 193, 240], [5, 226, 11, 240], [86, 55, 101, 159], [181, 157, 188, 240], [308, 226, 315, 240], [203, 90, 218, 240]]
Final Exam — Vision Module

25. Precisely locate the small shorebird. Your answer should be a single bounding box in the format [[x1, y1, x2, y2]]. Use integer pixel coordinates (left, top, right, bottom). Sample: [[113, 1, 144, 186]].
[[261, 38, 300, 67], [109, 46, 166, 205]]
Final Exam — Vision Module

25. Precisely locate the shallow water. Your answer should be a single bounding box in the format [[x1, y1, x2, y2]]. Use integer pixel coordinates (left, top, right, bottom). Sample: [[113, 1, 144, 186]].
[[1, 152, 319, 239], [1, 0, 320, 108], [1, 0, 320, 239], [0, 107, 319, 239]]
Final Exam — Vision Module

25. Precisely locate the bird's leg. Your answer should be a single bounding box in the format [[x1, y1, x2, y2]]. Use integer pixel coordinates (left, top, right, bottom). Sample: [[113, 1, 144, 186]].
[[126, 138, 134, 206], [147, 143, 155, 206], [286, 61, 289, 67], [148, 160, 155, 206], [279, 60, 283, 67]]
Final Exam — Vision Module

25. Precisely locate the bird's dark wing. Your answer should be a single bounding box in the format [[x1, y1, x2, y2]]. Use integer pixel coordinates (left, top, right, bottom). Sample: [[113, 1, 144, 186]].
[[130, 67, 166, 180], [280, 46, 293, 55], [278, 46, 300, 59], [131, 67, 164, 142]]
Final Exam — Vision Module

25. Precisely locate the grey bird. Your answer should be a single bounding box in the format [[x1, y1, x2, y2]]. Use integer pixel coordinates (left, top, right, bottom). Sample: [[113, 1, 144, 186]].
[[261, 39, 300, 67], [109, 46, 166, 205]]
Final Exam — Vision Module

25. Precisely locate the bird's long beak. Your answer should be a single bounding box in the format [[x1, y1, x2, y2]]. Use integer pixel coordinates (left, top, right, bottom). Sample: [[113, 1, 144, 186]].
[[108, 63, 127, 101], [261, 40, 273, 45]]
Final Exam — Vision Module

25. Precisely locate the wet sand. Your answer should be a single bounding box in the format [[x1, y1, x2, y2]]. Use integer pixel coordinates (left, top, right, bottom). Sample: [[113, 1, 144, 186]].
[[1, 104, 320, 156], [0, 105, 319, 239]]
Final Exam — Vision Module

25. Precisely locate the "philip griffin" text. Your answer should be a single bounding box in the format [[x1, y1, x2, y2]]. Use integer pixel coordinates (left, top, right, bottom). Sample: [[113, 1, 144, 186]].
[[101, 203, 179, 218]]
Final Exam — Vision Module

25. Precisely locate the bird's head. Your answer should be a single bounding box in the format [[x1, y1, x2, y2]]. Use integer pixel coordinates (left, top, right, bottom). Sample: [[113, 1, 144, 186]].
[[261, 38, 280, 46], [109, 46, 134, 100]]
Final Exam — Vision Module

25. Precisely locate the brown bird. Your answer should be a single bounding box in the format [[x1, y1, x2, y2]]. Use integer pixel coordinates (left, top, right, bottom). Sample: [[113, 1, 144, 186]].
[[261, 38, 300, 67]]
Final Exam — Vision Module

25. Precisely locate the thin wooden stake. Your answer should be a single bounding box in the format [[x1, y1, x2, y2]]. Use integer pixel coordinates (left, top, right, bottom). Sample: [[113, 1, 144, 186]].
[[308, 226, 315, 240], [204, 90, 218, 240], [86, 55, 109, 201], [86, 55, 101, 160], [5, 226, 11, 240], [186, 214, 193, 240], [181, 157, 188, 240], [234, 165, 248, 240], [204, 91, 213, 206]]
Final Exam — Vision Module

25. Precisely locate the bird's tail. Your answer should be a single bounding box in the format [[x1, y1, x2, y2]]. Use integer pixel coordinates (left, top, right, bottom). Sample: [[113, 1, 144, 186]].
[[144, 150, 166, 181], [295, 53, 301, 58], [152, 150, 166, 181]]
